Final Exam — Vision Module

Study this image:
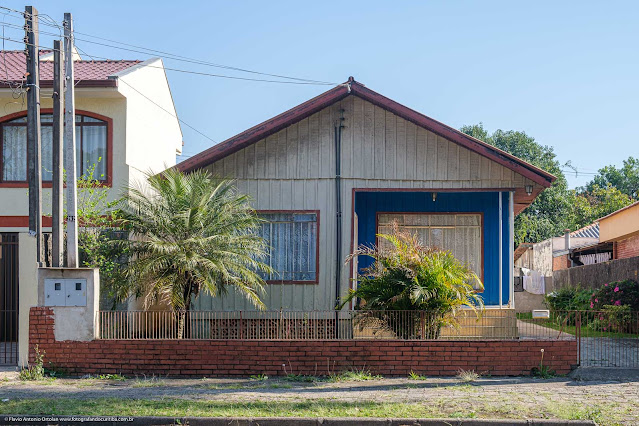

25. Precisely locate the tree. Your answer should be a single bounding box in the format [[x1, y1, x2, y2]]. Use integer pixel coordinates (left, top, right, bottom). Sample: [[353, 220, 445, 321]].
[[567, 185, 634, 229], [585, 157, 639, 199], [460, 123, 572, 245], [341, 225, 484, 339], [116, 168, 272, 338]]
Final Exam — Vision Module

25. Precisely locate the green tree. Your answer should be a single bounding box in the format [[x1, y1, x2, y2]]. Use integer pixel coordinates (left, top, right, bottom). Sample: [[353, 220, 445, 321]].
[[341, 225, 484, 339], [75, 164, 129, 309], [586, 157, 639, 199], [116, 168, 272, 337], [460, 123, 571, 245], [567, 184, 634, 229]]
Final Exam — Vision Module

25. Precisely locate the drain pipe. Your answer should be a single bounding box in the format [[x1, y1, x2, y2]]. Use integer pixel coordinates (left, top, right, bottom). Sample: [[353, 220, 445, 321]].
[[334, 109, 345, 310]]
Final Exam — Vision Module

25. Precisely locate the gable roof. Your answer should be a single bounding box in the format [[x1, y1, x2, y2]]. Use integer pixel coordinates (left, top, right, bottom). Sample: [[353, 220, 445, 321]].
[[177, 77, 556, 188], [0, 50, 141, 88]]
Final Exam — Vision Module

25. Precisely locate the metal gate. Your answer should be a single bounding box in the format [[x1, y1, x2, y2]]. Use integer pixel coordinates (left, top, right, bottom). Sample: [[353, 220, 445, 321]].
[[0, 233, 18, 366], [577, 310, 639, 368]]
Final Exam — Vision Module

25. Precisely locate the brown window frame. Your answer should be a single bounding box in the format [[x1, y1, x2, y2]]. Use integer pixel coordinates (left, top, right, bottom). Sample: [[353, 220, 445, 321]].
[[0, 109, 113, 187], [257, 210, 320, 285]]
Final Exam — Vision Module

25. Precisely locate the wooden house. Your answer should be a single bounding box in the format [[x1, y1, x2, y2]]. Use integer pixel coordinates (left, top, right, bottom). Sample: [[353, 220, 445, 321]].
[[178, 78, 555, 311]]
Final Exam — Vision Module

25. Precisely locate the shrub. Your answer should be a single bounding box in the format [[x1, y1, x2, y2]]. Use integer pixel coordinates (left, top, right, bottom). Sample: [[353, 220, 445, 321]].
[[587, 305, 633, 333], [590, 279, 639, 311], [544, 287, 592, 311], [342, 224, 484, 339]]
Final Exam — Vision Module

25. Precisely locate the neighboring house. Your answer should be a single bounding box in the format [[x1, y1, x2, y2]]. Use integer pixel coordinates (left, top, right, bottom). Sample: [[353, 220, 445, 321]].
[[0, 49, 183, 366], [513, 222, 606, 312], [599, 201, 639, 260], [514, 222, 608, 276], [178, 77, 555, 312]]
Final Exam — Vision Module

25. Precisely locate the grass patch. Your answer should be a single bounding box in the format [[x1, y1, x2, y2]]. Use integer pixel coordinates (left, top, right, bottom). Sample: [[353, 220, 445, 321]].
[[132, 377, 166, 388], [283, 374, 317, 383], [328, 368, 381, 382], [96, 374, 126, 381], [0, 397, 626, 424], [408, 371, 428, 381], [456, 369, 479, 383]]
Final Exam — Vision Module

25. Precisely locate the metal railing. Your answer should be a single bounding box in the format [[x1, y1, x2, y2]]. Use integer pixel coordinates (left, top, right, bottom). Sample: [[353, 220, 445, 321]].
[[517, 310, 639, 368], [97, 309, 584, 341]]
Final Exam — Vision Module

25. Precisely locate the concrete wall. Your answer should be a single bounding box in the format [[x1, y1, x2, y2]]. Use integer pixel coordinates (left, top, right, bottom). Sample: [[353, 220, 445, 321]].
[[37, 268, 100, 342], [553, 255, 639, 290], [17, 233, 38, 367]]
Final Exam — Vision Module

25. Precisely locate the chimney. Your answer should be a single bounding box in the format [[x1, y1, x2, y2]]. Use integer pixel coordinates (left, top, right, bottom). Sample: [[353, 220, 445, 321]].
[[564, 229, 571, 251]]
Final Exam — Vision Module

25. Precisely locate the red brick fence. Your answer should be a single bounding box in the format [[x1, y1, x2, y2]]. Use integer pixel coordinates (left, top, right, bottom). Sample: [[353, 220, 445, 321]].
[[29, 307, 577, 377]]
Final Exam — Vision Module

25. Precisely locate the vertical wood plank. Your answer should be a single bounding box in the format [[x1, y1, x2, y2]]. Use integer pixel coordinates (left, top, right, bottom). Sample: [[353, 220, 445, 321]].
[[396, 117, 406, 180]]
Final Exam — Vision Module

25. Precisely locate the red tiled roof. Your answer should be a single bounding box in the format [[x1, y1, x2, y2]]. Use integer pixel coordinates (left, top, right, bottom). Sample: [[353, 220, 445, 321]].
[[0, 50, 140, 88]]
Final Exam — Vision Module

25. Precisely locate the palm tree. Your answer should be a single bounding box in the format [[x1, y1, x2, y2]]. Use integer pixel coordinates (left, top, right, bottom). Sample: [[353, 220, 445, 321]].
[[342, 224, 484, 339], [117, 168, 271, 338]]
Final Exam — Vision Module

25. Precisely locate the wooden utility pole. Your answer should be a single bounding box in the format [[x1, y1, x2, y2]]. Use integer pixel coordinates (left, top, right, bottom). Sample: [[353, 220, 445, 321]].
[[25, 5, 42, 266], [63, 12, 79, 268], [52, 39, 64, 267]]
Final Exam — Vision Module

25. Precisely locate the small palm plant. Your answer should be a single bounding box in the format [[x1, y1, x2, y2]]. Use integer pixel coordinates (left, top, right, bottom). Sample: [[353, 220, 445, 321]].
[[342, 224, 484, 339], [117, 168, 272, 338]]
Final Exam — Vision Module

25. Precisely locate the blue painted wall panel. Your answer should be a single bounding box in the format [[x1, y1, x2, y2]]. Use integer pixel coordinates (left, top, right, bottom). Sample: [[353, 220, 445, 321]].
[[354, 191, 511, 306]]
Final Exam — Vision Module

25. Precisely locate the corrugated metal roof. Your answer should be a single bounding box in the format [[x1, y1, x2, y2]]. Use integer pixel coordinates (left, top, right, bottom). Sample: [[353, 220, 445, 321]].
[[570, 222, 599, 239]]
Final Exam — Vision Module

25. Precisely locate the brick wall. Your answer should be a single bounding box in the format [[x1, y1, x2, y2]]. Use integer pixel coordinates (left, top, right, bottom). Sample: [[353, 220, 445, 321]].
[[617, 234, 639, 260], [553, 254, 571, 271], [29, 307, 577, 377]]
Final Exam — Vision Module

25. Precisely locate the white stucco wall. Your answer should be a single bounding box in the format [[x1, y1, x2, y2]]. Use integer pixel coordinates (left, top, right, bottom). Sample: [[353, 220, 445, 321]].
[[18, 232, 38, 367], [114, 58, 183, 188]]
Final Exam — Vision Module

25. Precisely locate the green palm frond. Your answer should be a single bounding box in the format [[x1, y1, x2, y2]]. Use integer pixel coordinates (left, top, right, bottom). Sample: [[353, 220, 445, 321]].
[[116, 168, 271, 313], [343, 223, 485, 336]]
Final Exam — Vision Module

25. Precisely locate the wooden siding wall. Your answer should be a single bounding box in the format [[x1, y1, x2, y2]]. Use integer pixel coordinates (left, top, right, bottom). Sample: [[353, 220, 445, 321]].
[[194, 96, 539, 311]]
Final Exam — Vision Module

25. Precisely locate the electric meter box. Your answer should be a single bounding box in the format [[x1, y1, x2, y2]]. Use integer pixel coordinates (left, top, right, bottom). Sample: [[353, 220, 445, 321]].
[[44, 278, 87, 307]]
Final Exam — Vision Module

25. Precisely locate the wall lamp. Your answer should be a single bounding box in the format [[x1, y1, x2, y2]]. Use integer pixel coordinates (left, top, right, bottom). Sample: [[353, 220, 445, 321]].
[[432, 192, 437, 202], [525, 185, 533, 196]]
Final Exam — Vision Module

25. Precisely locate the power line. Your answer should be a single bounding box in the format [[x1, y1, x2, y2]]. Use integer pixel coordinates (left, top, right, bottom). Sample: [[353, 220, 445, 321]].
[[0, 33, 341, 86], [118, 78, 218, 145], [0, 7, 337, 85]]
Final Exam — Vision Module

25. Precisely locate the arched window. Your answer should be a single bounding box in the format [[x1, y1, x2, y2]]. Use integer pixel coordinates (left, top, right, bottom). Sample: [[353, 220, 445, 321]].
[[0, 113, 108, 183]]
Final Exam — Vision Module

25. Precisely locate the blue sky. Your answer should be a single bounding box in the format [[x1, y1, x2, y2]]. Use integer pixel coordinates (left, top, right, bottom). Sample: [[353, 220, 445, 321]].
[[3, 1, 638, 188]]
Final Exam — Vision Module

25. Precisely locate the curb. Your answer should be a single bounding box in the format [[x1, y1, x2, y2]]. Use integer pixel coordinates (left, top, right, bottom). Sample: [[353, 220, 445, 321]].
[[0, 416, 597, 425]]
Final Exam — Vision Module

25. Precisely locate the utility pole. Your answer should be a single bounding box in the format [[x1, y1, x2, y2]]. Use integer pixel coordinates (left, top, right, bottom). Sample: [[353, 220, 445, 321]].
[[63, 12, 79, 268], [25, 6, 42, 266], [52, 39, 64, 267]]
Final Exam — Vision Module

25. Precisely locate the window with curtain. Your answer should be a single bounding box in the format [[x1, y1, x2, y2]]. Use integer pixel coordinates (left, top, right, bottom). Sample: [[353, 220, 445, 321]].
[[257, 212, 318, 283], [378, 213, 483, 283], [0, 113, 108, 182]]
